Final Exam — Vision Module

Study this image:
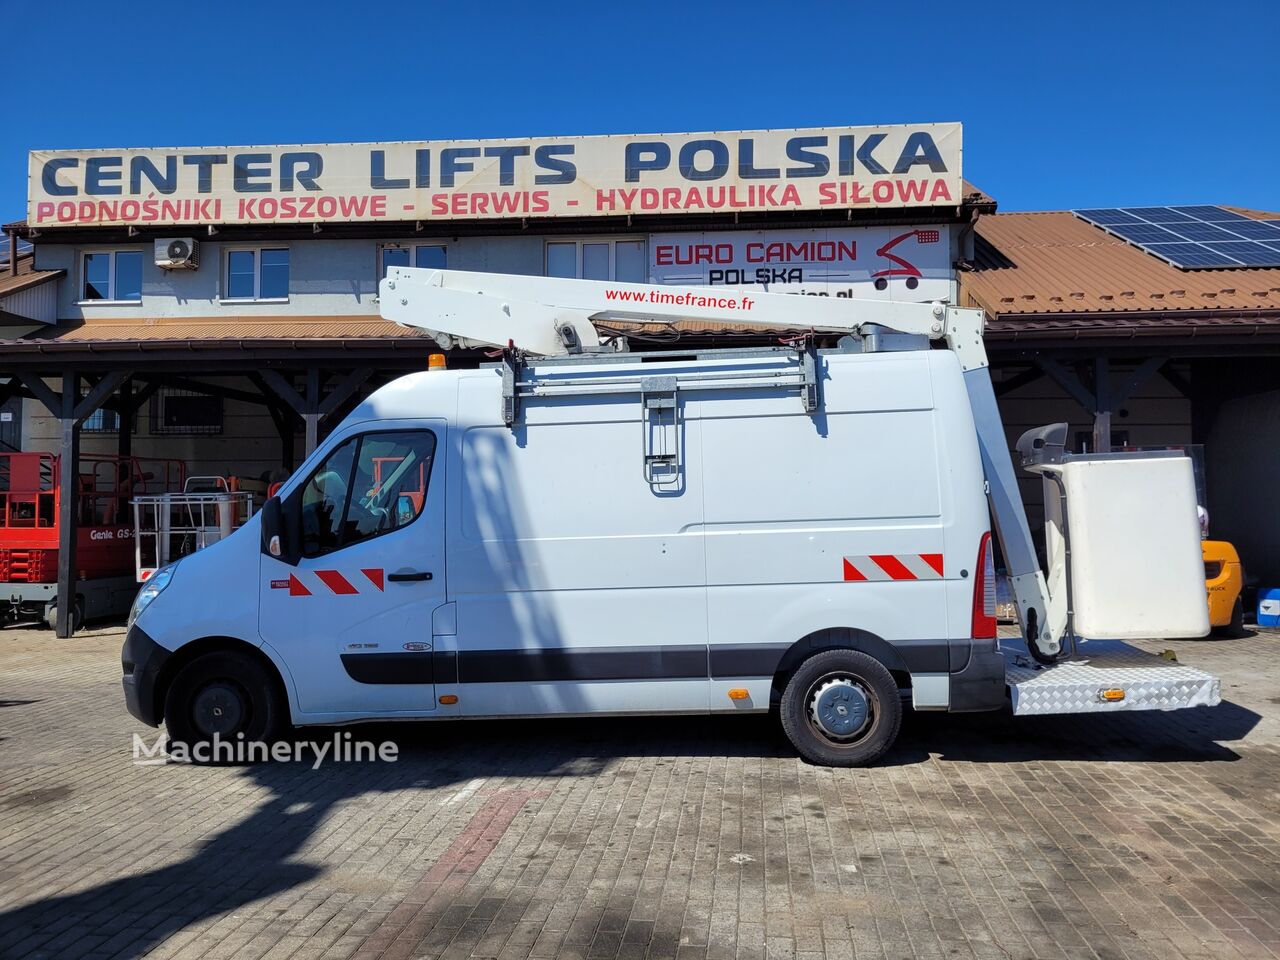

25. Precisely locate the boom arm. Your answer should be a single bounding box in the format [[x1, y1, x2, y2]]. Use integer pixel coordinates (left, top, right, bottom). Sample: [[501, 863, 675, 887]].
[[378, 267, 1064, 658]]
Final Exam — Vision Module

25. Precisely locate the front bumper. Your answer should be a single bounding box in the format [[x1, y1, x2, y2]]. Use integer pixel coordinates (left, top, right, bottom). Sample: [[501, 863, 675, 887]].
[[121, 624, 171, 727]]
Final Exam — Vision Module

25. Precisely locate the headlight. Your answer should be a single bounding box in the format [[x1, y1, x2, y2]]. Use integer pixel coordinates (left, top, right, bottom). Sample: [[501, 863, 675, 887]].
[[127, 563, 178, 630]]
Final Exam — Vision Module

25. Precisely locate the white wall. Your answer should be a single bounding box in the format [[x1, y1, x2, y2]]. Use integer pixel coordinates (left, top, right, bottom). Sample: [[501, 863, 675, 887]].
[[35, 236, 546, 322], [1, 280, 58, 324]]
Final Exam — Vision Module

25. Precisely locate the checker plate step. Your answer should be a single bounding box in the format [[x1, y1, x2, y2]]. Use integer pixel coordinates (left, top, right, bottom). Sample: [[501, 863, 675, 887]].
[[1003, 639, 1221, 716]]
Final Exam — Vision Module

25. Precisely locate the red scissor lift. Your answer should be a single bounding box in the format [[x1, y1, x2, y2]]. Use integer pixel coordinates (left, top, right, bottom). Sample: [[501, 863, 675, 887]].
[[0, 452, 184, 629]]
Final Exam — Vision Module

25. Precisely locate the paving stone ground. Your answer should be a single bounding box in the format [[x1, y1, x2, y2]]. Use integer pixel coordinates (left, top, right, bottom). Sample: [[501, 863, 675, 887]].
[[0, 622, 1277, 960]]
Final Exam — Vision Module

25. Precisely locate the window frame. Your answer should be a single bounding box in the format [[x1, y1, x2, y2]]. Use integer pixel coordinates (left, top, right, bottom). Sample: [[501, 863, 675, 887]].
[[293, 428, 438, 559], [544, 237, 647, 282], [77, 248, 144, 305], [219, 245, 291, 303], [149, 386, 224, 437], [378, 243, 448, 280], [81, 407, 138, 435]]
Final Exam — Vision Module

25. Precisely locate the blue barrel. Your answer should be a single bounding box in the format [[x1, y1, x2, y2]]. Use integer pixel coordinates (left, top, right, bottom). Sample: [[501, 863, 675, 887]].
[[1259, 588, 1280, 627]]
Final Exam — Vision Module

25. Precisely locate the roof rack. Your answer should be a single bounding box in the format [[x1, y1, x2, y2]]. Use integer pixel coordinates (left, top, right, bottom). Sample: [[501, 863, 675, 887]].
[[496, 342, 819, 428]]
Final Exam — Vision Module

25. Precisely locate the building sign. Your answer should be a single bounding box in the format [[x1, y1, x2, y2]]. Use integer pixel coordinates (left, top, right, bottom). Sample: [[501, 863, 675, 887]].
[[28, 123, 961, 228], [649, 226, 953, 301]]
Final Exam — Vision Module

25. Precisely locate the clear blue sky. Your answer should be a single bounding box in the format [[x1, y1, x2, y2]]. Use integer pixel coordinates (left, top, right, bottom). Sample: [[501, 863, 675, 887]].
[[4, 0, 1277, 225]]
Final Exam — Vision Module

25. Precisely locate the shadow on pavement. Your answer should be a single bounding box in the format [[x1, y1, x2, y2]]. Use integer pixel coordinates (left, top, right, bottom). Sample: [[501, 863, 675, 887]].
[[888, 698, 1259, 765], [0, 700, 1261, 959]]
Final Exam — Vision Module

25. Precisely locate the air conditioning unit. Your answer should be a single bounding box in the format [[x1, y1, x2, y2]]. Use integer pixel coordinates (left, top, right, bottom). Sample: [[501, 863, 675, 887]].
[[154, 238, 200, 270]]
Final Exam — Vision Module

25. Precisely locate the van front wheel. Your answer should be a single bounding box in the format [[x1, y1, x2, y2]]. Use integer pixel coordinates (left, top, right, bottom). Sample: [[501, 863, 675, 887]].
[[780, 649, 902, 767], [163, 651, 285, 761]]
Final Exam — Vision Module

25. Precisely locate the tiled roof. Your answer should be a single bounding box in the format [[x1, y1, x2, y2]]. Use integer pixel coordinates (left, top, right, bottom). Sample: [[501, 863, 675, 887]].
[[0, 251, 64, 298], [16, 315, 426, 343], [960, 210, 1280, 318]]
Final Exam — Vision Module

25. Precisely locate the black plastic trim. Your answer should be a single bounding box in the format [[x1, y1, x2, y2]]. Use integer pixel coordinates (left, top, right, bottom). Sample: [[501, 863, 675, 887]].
[[433, 650, 458, 685], [712, 638, 949, 679], [338, 639, 970, 687], [341, 652, 435, 685], [947, 641, 1006, 712], [447, 639, 953, 684], [121, 624, 171, 727], [710, 645, 788, 679], [459, 646, 707, 683]]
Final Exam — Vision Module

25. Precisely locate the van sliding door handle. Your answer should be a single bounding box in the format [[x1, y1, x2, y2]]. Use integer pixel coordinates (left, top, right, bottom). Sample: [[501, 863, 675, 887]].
[[388, 571, 432, 582]]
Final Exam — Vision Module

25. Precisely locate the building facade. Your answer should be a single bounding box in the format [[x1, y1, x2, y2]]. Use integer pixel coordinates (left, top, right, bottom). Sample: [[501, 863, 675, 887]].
[[4, 122, 977, 480], [5, 121, 1280, 633]]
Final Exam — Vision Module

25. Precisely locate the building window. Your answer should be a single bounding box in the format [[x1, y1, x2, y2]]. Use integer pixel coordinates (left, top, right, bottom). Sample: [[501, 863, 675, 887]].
[[150, 386, 223, 436], [82, 407, 138, 434], [81, 250, 142, 302], [83, 408, 121, 434], [222, 247, 289, 301], [379, 244, 447, 278], [546, 239, 646, 282]]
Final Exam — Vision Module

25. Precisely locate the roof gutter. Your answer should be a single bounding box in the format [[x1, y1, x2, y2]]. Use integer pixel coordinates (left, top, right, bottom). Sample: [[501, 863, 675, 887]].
[[987, 306, 1280, 324]]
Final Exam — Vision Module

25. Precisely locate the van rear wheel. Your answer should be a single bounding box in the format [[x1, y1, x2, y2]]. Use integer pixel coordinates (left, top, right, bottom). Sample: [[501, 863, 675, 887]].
[[163, 651, 285, 762], [780, 649, 902, 767]]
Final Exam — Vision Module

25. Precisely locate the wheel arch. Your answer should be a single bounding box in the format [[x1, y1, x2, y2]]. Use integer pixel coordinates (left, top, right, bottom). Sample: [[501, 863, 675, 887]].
[[152, 635, 291, 725], [770, 627, 912, 707]]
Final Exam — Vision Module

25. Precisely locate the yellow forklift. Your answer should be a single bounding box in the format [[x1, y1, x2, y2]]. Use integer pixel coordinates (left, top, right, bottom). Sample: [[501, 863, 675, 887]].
[[1202, 537, 1245, 637]]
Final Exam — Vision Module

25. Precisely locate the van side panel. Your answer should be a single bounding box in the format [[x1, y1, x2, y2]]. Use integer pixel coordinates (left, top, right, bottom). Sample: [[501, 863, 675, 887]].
[[699, 351, 975, 710], [448, 374, 710, 716]]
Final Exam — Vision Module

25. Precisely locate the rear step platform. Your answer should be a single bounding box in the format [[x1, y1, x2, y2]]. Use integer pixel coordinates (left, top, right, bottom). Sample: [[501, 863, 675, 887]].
[[1002, 639, 1221, 716]]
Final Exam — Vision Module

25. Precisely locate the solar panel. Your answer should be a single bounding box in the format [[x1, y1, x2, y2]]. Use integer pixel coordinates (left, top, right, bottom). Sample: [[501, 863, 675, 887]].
[[1221, 219, 1280, 239], [1075, 208, 1144, 226], [1109, 224, 1186, 244], [1163, 223, 1242, 242], [1204, 242, 1280, 267], [1128, 207, 1199, 223], [1073, 206, 1280, 269]]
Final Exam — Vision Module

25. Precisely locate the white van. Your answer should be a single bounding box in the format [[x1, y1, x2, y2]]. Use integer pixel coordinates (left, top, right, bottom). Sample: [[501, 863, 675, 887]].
[[121, 270, 1215, 766]]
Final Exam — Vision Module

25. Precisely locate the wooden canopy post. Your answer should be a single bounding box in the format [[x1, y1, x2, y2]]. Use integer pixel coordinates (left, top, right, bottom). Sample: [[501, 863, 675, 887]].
[[55, 372, 80, 638]]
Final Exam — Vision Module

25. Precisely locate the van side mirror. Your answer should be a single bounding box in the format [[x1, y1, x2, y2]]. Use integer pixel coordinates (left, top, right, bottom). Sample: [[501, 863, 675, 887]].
[[260, 496, 300, 565]]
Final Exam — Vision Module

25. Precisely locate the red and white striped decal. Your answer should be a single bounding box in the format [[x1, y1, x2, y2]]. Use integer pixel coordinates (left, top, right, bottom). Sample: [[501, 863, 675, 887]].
[[843, 554, 944, 582], [276, 568, 386, 596]]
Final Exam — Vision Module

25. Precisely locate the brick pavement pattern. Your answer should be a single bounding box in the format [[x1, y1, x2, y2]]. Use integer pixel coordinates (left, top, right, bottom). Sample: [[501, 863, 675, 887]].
[[0, 624, 1277, 960]]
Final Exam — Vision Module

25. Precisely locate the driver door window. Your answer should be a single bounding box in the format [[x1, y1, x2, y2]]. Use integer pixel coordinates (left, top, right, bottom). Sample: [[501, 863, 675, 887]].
[[298, 430, 437, 557]]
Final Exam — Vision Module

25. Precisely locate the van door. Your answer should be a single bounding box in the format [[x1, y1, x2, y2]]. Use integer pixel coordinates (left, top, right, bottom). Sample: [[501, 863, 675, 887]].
[[449, 380, 710, 718], [258, 423, 446, 717]]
